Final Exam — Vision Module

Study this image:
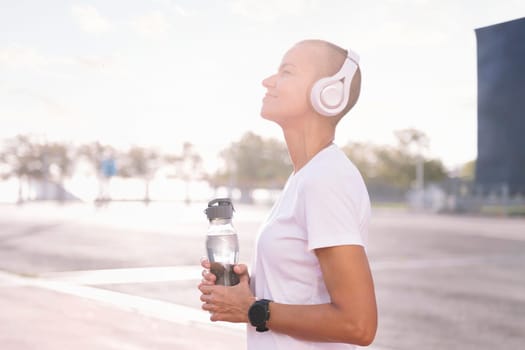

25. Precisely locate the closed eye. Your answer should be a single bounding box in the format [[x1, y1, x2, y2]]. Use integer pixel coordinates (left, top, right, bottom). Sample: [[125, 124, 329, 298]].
[[278, 62, 296, 76]]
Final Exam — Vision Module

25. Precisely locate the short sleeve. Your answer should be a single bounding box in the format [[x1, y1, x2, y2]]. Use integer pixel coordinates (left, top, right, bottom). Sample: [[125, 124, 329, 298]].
[[300, 175, 365, 251]]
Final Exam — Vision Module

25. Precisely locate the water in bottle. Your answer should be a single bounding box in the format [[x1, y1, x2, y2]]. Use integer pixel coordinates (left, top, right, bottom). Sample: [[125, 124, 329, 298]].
[[205, 198, 240, 286]]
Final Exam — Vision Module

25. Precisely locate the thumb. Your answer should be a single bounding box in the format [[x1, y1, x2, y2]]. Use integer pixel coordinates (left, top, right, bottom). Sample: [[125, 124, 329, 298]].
[[239, 272, 250, 284], [234, 264, 248, 275], [234, 264, 250, 283]]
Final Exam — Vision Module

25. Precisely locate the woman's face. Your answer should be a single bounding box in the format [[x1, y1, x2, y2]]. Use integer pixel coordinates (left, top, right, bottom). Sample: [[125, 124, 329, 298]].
[[260, 44, 318, 126]]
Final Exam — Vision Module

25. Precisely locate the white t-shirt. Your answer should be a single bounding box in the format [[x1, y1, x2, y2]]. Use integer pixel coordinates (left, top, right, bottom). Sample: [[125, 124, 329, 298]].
[[247, 144, 371, 350]]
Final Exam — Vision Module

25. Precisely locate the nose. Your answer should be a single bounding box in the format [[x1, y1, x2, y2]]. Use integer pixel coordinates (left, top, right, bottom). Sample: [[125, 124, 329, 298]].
[[262, 74, 276, 89]]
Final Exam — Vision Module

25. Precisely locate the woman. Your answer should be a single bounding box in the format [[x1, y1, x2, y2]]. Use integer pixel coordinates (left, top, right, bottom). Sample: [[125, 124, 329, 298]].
[[198, 39, 377, 349]]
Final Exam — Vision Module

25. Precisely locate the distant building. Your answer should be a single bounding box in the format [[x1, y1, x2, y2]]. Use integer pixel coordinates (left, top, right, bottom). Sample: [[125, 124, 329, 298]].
[[475, 17, 525, 195]]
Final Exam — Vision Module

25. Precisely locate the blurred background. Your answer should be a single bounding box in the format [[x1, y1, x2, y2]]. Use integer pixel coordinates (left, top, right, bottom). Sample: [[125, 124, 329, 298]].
[[0, 1, 524, 350], [1, 0, 524, 213]]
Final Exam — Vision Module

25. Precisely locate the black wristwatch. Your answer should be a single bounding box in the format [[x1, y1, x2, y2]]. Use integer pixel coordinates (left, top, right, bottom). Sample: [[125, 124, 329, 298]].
[[248, 299, 272, 332]]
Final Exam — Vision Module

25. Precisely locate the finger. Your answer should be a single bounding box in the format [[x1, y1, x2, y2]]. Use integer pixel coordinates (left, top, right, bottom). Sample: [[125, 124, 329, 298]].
[[233, 264, 248, 275], [198, 283, 213, 294], [200, 293, 212, 303], [239, 273, 250, 284], [198, 282, 207, 293], [210, 312, 221, 322], [234, 264, 250, 284], [200, 257, 210, 269], [200, 278, 215, 286], [201, 302, 213, 312], [201, 269, 216, 282]]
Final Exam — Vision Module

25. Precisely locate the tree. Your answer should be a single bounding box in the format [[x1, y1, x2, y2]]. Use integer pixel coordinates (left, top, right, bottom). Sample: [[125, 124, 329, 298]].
[[459, 159, 476, 180], [423, 158, 448, 183], [166, 142, 204, 204], [213, 132, 292, 203], [394, 128, 429, 190], [343, 129, 447, 191], [0, 135, 46, 203], [41, 141, 75, 202], [394, 128, 429, 151], [164, 142, 204, 204], [0, 152, 8, 180], [119, 146, 159, 203]]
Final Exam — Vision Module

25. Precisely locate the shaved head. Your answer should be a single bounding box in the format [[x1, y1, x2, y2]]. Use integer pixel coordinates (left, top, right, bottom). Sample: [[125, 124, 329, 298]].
[[295, 39, 348, 77]]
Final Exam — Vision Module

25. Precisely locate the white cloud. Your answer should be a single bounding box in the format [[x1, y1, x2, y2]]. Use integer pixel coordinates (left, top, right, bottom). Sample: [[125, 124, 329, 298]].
[[173, 4, 189, 17], [153, 0, 191, 16], [0, 46, 48, 68], [7, 88, 70, 119], [0, 46, 117, 76], [230, 0, 320, 22], [71, 4, 111, 34], [133, 11, 171, 38], [74, 55, 115, 71], [385, 0, 431, 5], [378, 20, 448, 47]]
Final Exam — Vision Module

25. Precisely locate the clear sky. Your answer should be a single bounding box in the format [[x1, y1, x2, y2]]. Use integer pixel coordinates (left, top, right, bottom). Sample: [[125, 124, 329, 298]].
[[1, 0, 524, 172]]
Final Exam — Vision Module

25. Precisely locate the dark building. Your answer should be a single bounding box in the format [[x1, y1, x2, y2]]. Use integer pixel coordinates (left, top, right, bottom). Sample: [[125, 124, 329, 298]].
[[475, 17, 525, 195]]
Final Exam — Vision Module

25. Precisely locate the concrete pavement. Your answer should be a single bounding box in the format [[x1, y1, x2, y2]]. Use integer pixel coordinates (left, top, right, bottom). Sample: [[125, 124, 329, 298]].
[[0, 273, 245, 350], [1, 202, 524, 349]]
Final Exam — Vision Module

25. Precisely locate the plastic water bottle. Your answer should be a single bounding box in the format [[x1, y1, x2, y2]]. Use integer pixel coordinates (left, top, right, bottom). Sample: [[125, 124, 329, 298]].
[[204, 198, 240, 286]]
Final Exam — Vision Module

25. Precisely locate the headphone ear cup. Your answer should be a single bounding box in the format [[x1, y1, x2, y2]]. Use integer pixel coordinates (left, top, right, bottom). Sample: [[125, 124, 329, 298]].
[[310, 55, 358, 117], [310, 78, 348, 117], [320, 81, 344, 108]]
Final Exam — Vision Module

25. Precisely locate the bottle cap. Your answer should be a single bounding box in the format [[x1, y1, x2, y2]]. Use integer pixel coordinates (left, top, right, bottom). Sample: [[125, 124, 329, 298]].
[[205, 198, 235, 221]]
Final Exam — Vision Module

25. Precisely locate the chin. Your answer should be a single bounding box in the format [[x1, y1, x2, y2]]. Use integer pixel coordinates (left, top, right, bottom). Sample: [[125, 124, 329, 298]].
[[261, 106, 295, 127], [260, 107, 273, 121]]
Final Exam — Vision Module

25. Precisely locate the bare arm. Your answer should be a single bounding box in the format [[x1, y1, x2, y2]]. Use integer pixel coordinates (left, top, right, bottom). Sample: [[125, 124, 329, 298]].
[[198, 245, 377, 345], [266, 245, 377, 345]]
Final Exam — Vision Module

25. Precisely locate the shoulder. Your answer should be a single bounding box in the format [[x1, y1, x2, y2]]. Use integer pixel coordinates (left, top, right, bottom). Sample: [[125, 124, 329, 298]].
[[296, 146, 372, 249], [294, 145, 370, 215], [298, 145, 366, 191]]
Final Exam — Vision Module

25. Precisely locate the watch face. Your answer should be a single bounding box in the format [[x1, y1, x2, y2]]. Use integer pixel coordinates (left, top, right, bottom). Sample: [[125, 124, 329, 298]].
[[249, 304, 266, 325]]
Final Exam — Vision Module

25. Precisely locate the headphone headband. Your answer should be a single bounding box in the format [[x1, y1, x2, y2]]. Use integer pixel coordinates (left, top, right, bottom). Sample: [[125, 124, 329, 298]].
[[346, 48, 360, 66]]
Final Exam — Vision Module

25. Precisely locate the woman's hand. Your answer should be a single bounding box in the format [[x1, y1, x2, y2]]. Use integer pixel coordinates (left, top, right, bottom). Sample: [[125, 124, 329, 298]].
[[198, 258, 254, 323], [199, 257, 216, 286]]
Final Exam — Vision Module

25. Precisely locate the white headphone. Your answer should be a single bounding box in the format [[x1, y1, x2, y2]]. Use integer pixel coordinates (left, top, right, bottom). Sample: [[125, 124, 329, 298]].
[[310, 48, 360, 117]]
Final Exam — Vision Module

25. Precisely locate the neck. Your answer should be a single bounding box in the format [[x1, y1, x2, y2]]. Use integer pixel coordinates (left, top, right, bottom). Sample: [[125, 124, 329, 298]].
[[282, 119, 335, 173]]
